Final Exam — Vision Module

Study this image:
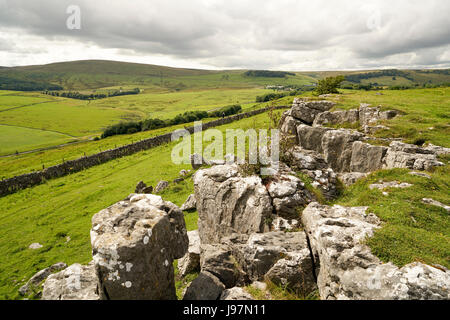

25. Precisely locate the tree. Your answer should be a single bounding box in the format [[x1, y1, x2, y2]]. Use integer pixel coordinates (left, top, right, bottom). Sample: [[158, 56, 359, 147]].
[[315, 76, 345, 95]]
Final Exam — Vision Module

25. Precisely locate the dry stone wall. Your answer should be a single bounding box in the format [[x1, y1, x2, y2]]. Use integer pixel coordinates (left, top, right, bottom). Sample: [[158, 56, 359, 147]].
[[0, 106, 287, 197]]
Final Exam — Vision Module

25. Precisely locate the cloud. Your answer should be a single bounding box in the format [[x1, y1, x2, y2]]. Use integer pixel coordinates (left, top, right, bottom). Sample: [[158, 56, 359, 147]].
[[0, 0, 449, 69]]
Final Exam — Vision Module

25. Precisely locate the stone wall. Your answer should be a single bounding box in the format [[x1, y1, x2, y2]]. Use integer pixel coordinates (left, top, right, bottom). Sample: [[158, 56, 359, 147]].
[[0, 106, 288, 197]]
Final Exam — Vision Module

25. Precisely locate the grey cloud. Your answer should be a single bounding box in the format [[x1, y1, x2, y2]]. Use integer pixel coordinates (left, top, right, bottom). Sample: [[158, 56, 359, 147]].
[[0, 0, 449, 69]]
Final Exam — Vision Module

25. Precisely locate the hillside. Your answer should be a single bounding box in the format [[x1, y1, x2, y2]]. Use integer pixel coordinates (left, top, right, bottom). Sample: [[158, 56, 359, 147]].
[[0, 60, 315, 90]]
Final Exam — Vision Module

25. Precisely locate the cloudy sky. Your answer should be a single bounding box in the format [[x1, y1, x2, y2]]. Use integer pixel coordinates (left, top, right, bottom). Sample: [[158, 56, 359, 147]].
[[0, 0, 449, 70]]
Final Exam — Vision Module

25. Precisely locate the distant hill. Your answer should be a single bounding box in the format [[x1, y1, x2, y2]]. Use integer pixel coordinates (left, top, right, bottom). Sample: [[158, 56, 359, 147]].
[[300, 69, 450, 87], [0, 60, 448, 91]]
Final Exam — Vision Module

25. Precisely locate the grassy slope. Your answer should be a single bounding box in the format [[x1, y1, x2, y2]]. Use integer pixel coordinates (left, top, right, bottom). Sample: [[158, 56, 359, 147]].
[[0, 112, 274, 299], [0, 125, 75, 156]]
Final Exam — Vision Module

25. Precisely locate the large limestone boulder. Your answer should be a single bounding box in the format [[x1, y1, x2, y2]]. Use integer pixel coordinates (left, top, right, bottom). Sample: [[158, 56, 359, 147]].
[[42, 262, 99, 300], [266, 174, 314, 219], [302, 203, 450, 300], [200, 244, 245, 288], [280, 110, 303, 135], [178, 230, 201, 277], [291, 100, 336, 124], [90, 194, 188, 300], [229, 232, 317, 294], [193, 164, 273, 244], [350, 141, 388, 173], [321, 129, 364, 173], [297, 125, 332, 154], [359, 104, 397, 127], [183, 271, 225, 300], [180, 194, 196, 211], [338, 172, 368, 186], [285, 146, 328, 171], [313, 109, 359, 127]]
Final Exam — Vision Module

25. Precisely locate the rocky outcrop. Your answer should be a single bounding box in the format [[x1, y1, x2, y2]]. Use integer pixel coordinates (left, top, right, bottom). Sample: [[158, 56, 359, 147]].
[[313, 109, 359, 127], [359, 104, 397, 127], [321, 129, 364, 173], [266, 174, 314, 219], [155, 180, 169, 193], [302, 203, 450, 300], [183, 271, 225, 300], [42, 262, 99, 300], [384, 141, 444, 171], [220, 287, 254, 300], [280, 110, 303, 136], [350, 142, 388, 173], [291, 99, 336, 124], [422, 198, 450, 212], [135, 181, 153, 194], [369, 181, 413, 191], [19, 262, 67, 296], [180, 194, 196, 211], [90, 194, 188, 300], [338, 172, 368, 186], [297, 125, 332, 154], [200, 244, 244, 288], [193, 164, 273, 244], [227, 232, 317, 294], [178, 230, 201, 277]]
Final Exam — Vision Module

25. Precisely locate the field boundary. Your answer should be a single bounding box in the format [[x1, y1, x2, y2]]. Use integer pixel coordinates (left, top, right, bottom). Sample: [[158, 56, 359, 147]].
[[0, 106, 288, 197]]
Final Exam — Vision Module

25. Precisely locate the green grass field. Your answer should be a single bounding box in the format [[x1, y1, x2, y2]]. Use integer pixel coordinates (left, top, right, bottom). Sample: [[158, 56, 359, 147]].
[[0, 87, 283, 154], [0, 111, 275, 300], [0, 125, 76, 156]]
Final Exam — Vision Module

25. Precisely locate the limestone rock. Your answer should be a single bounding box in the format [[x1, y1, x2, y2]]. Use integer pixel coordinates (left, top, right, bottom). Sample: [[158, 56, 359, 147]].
[[42, 262, 99, 300], [422, 198, 450, 212], [291, 100, 336, 124], [384, 142, 443, 171], [338, 172, 368, 186], [302, 203, 450, 300], [29, 243, 43, 250], [280, 110, 304, 135], [302, 168, 339, 200], [154, 180, 169, 193], [183, 271, 225, 300], [200, 244, 244, 288], [369, 181, 413, 191], [286, 147, 328, 171], [409, 172, 431, 179], [266, 174, 313, 218], [313, 109, 359, 127], [350, 142, 388, 173], [180, 194, 196, 211], [359, 104, 397, 127], [297, 125, 332, 154], [190, 153, 210, 170], [178, 230, 201, 277], [271, 216, 300, 231], [424, 144, 450, 156], [321, 129, 364, 173], [230, 232, 316, 294], [220, 287, 254, 300], [135, 181, 153, 194], [193, 165, 273, 244], [91, 194, 188, 300], [265, 251, 318, 295], [19, 262, 67, 296]]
